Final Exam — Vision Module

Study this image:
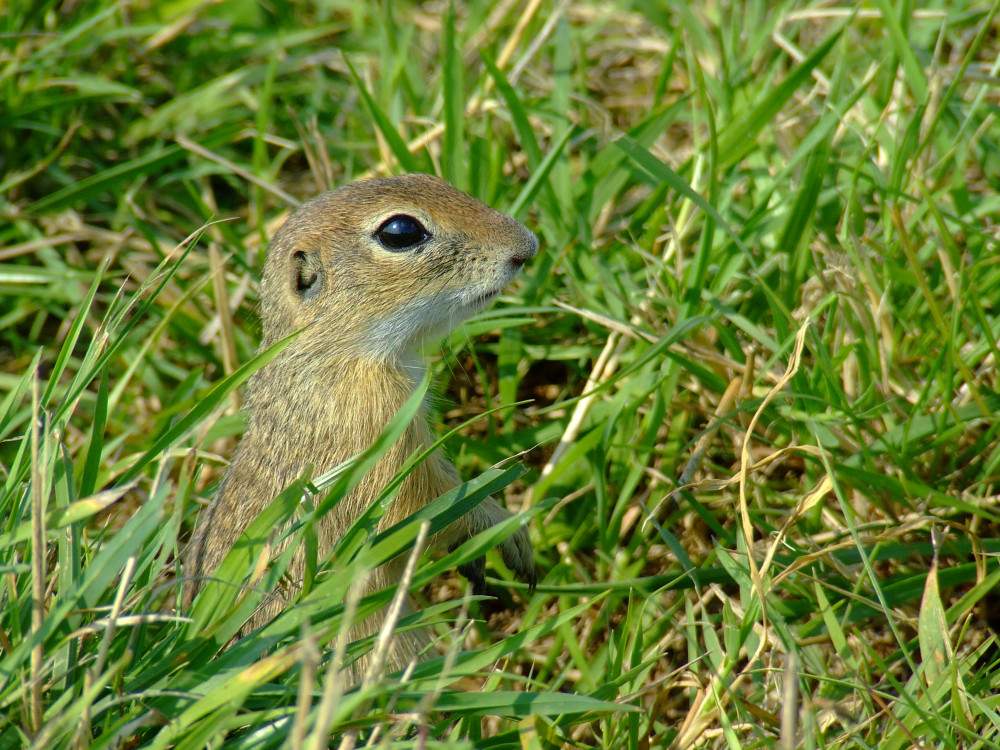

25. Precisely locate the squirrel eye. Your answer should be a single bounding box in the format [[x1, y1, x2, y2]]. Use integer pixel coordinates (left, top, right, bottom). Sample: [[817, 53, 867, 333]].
[[375, 215, 429, 251]]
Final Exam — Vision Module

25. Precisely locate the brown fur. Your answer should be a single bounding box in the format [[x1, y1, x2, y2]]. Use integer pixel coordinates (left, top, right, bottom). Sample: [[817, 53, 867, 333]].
[[184, 174, 538, 672]]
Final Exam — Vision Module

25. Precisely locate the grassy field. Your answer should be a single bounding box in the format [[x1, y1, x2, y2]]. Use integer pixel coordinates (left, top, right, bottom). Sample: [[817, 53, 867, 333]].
[[3, 0, 1000, 747]]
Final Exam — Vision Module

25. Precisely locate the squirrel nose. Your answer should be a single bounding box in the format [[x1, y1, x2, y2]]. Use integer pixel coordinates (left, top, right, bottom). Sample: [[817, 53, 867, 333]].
[[509, 230, 539, 268]]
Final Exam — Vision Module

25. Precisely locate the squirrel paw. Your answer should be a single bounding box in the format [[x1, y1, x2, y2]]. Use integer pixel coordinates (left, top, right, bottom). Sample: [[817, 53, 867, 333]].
[[451, 503, 537, 595], [497, 524, 537, 592]]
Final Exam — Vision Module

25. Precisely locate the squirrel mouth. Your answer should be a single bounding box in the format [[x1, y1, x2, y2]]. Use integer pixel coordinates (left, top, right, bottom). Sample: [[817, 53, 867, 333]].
[[471, 288, 501, 307]]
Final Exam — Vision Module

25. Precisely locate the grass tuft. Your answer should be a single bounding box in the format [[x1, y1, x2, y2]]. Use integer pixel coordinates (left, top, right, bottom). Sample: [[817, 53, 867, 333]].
[[2, 0, 1000, 747]]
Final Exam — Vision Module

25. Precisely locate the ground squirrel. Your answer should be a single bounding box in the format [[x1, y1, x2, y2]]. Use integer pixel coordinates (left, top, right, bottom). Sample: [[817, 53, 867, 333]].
[[184, 173, 538, 671]]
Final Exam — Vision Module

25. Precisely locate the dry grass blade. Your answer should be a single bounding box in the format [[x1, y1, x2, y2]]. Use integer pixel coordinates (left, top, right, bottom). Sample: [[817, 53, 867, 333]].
[[29, 373, 46, 738], [176, 134, 302, 207], [337, 521, 430, 750]]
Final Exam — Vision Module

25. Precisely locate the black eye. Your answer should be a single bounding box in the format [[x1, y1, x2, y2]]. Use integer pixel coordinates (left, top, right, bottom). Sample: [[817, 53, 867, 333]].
[[375, 215, 429, 251]]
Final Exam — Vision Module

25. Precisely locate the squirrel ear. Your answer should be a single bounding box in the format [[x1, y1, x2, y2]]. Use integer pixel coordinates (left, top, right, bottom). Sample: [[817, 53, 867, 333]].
[[292, 249, 323, 300]]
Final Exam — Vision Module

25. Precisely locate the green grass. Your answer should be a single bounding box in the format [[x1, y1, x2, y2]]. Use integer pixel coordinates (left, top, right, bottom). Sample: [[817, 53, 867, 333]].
[[3, 0, 1000, 746]]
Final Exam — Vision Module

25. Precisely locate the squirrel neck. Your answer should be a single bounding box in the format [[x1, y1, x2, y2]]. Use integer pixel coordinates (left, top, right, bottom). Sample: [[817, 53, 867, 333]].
[[225, 345, 448, 538], [243, 349, 429, 464]]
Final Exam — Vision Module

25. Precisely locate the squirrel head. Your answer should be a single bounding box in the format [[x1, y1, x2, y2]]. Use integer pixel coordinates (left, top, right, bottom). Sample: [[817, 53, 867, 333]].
[[258, 174, 538, 361]]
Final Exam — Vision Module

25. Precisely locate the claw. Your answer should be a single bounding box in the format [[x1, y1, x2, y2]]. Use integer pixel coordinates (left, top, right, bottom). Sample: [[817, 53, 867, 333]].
[[523, 562, 538, 593]]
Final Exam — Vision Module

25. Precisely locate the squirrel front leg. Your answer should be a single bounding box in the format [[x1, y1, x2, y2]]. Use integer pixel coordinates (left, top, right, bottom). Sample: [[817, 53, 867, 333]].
[[426, 453, 536, 594]]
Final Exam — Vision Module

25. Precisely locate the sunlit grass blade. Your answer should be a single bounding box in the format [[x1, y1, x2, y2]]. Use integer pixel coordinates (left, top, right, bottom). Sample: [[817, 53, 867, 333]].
[[345, 58, 429, 174], [508, 125, 574, 220], [613, 135, 746, 253], [718, 25, 845, 165], [441, 2, 465, 190]]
